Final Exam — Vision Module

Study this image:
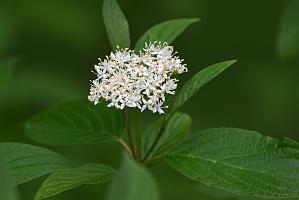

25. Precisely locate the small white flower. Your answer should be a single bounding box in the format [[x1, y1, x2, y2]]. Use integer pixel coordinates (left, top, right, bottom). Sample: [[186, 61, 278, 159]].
[[88, 41, 187, 114]]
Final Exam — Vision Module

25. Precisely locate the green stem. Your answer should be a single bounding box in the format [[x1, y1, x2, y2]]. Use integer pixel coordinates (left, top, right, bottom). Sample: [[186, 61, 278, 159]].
[[135, 111, 142, 161], [117, 139, 134, 158], [125, 109, 136, 158]]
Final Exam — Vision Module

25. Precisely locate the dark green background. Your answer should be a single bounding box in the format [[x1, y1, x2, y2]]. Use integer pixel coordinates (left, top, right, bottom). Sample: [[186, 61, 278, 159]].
[[1, 0, 298, 199]]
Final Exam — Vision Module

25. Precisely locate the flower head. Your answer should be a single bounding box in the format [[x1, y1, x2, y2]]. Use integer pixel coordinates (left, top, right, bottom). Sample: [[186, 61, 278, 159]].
[[88, 41, 187, 114]]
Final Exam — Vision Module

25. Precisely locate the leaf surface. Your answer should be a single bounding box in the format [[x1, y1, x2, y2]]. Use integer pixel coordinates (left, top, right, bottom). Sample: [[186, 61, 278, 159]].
[[105, 153, 160, 200], [143, 112, 191, 158], [0, 161, 18, 200], [35, 163, 117, 200], [103, 0, 130, 49], [135, 18, 199, 51], [0, 143, 71, 185], [165, 128, 299, 198], [25, 100, 125, 145], [168, 60, 236, 114]]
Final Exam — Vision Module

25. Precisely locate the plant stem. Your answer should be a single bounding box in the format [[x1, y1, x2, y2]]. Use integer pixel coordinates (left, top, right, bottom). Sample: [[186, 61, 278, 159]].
[[135, 111, 142, 161], [125, 109, 136, 158], [117, 139, 134, 157], [142, 117, 167, 162]]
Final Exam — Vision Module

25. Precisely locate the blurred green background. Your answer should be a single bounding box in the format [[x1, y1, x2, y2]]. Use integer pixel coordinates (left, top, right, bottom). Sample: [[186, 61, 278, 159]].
[[1, 0, 299, 199]]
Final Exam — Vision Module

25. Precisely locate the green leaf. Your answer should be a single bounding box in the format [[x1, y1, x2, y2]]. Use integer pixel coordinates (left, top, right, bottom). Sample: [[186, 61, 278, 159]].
[[143, 112, 191, 158], [135, 18, 199, 52], [102, 0, 130, 49], [25, 100, 125, 146], [142, 117, 164, 156], [105, 153, 160, 200], [168, 60, 236, 114], [165, 128, 299, 198], [35, 163, 118, 200], [0, 161, 18, 200], [277, 0, 299, 60], [154, 113, 191, 156], [0, 143, 72, 185]]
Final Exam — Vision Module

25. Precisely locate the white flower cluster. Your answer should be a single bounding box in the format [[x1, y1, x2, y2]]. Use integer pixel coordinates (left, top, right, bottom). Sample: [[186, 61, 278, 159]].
[[88, 42, 187, 114]]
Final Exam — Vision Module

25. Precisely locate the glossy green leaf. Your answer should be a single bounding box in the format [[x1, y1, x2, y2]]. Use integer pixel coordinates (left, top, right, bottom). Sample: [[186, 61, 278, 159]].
[[143, 112, 191, 158], [165, 128, 299, 198], [105, 153, 160, 200], [25, 100, 125, 145], [35, 163, 117, 200], [135, 18, 199, 52], [154, 113, 191, 156], [277, 0, 299, 60], [103, 0, 130, 49], [0, 143, 71, 185], [168, 60, 236, 114]]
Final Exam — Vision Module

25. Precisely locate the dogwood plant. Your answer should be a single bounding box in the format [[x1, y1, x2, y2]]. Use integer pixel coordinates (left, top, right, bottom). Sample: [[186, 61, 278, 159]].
[[0, 0, 298, 200]]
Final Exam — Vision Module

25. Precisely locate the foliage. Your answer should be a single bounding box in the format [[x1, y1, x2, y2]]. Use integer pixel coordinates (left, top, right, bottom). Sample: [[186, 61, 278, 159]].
[[35, 164, 117, 200], [0, 161, 18, 200], [25, 100, 125, 145], [105, 153, 160, 200], [0, 0, 298, 200], [165, 128, 299, 198]]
